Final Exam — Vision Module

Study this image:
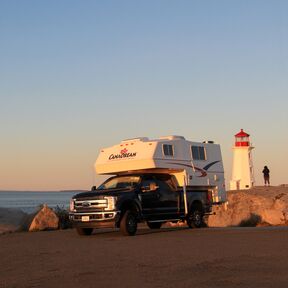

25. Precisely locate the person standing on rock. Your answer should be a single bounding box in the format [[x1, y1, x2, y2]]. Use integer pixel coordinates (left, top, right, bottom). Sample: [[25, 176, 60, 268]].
[[262, 166, 270, 186]]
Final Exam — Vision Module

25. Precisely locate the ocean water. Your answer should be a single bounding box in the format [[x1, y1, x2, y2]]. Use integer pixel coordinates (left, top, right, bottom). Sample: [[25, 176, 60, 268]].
[[0, 191, 82, 213]]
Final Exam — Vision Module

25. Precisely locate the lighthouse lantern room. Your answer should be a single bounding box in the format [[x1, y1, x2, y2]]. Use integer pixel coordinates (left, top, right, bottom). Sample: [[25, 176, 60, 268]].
[[230, 129, 255, 190]]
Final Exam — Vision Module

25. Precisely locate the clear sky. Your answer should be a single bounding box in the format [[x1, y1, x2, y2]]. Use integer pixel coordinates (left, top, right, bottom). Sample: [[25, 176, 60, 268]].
[[1, 0, 287, 190]]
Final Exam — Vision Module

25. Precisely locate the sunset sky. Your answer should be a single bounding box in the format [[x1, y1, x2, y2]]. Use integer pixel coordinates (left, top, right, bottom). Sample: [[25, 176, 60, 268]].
[[1, 0, 287, 190]]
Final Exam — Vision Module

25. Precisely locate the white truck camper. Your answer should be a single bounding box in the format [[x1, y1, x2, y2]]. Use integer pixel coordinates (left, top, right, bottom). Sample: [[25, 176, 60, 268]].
[[95, 135, 226, 204]]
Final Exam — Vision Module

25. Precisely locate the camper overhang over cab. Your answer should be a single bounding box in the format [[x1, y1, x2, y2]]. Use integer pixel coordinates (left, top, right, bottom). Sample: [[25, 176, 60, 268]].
[[95, 135, 226, 203]]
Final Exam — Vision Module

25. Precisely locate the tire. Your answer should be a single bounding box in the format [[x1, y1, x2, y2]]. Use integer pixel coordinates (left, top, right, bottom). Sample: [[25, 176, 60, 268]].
[[187, 206, 203, 228], [120, 210, 138, 236], [76, 227, 93, 236], [147, 222, 162, 229]]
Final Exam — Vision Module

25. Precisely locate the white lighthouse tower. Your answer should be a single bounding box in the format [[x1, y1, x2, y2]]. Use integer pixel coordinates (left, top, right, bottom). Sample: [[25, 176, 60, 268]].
[[230, 129, 255, 190]]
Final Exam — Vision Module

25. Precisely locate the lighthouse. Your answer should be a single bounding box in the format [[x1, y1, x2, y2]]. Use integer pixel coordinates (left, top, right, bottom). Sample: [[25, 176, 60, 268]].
[[230, 129, 255, 190]]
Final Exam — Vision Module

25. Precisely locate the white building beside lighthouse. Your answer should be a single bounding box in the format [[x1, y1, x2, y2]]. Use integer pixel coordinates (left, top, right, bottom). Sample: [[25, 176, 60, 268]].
[[230, 129, 255, 190]]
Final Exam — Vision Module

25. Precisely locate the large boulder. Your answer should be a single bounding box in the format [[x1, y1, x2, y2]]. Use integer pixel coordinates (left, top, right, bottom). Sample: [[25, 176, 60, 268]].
[[0, 208, 28, 234], [208, 186, 288, 227], [25, 204, 59, 232]]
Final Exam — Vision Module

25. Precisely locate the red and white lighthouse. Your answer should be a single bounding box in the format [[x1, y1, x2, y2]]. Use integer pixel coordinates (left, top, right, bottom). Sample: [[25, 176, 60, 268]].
[[230, 129, 255, 190]]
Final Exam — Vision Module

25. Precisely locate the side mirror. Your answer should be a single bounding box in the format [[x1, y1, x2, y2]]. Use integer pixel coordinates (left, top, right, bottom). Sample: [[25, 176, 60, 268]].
[[91, 185, 97, 191]]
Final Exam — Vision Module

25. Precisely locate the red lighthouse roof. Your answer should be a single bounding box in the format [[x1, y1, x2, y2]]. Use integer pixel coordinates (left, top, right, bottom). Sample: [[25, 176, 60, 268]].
[[235, 129, 250, 137], [234, 129, 250, 147]]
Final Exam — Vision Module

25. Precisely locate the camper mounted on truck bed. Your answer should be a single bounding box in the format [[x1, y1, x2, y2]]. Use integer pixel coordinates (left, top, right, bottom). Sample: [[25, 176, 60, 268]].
[[69, 135, 226, 236]]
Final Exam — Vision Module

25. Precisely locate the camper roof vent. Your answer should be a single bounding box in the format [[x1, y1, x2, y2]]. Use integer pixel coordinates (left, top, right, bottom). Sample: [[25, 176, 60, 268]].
[[159, 135, 186, 141], [121, 137, 149, 143]]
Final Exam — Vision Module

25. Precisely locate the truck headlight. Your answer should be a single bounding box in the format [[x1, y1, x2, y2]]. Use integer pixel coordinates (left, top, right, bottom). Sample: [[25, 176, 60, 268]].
[[70, 199, 75, 212], [104, 196, 116, 211]]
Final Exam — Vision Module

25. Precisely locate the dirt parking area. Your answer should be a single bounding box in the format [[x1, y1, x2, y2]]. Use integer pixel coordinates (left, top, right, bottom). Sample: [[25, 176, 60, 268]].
[[1, 226, 288, 288]]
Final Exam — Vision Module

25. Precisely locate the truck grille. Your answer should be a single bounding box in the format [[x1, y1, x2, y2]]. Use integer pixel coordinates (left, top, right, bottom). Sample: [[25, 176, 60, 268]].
[[74, 199, 107, 210]]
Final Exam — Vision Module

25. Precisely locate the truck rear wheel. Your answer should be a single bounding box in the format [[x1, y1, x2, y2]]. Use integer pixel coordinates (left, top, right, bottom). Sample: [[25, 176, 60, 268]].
[[147, 222, 162, 229], [120, 210, 138, 236], [76, 227, 93, 236], [187, 207, 203, 228]]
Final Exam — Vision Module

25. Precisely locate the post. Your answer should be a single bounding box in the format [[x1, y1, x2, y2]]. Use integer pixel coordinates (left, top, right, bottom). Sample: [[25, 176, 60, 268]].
[[183, 175, 188, 216]]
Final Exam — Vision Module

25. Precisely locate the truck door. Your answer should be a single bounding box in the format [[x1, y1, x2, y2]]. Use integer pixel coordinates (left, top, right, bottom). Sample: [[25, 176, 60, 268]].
[[154, 178, 179, 219], [140, 177, 162, 220]]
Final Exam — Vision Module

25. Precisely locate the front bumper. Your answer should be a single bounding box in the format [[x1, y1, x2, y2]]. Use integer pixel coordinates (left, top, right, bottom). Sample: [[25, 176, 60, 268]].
[[69, 210, 121, 228]]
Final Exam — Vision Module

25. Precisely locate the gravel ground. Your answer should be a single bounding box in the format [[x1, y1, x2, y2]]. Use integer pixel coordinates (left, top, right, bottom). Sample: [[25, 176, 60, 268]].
[[1, 226, 288, 288]]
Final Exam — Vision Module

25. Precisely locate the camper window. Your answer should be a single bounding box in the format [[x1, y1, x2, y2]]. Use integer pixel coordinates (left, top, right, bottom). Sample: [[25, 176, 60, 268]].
[[163, 144, 174, 156], [191, 146, 206, 160]]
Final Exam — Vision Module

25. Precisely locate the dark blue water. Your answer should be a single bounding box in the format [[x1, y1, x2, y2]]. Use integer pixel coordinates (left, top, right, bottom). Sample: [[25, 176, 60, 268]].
[[0, 191, 82, 213]]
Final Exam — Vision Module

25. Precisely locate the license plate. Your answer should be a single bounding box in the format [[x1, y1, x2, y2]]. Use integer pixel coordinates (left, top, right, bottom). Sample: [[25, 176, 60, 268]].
[[81, 216, 90, 222]]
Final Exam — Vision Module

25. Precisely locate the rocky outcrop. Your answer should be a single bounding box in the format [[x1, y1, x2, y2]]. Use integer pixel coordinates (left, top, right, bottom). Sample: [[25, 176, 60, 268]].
[[25, 204, 59, 232], [0, 208, 28, 234], [208, 186, 288, 227]]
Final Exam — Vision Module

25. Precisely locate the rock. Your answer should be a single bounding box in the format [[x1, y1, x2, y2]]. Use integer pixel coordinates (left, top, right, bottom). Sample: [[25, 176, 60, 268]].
[[260, 209, 285, 225], [208, 186, 288, 227], [26, 204, 59, 232], [0, 208, 28, 234]]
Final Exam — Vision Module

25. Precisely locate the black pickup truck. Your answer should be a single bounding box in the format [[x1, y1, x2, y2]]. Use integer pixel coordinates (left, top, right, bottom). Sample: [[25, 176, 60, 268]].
[[69, 173, 213, 236]]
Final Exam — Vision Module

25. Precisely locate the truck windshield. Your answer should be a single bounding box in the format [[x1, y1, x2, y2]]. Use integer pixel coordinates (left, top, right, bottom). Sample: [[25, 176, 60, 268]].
[[98, 176, 141, 190]]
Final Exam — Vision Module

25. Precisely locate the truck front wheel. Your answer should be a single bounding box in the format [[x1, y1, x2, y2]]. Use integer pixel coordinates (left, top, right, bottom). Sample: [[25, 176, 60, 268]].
[[120, 210, 138, 236], [187, 207, 203, 228], [76, 227, 93, 236]]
